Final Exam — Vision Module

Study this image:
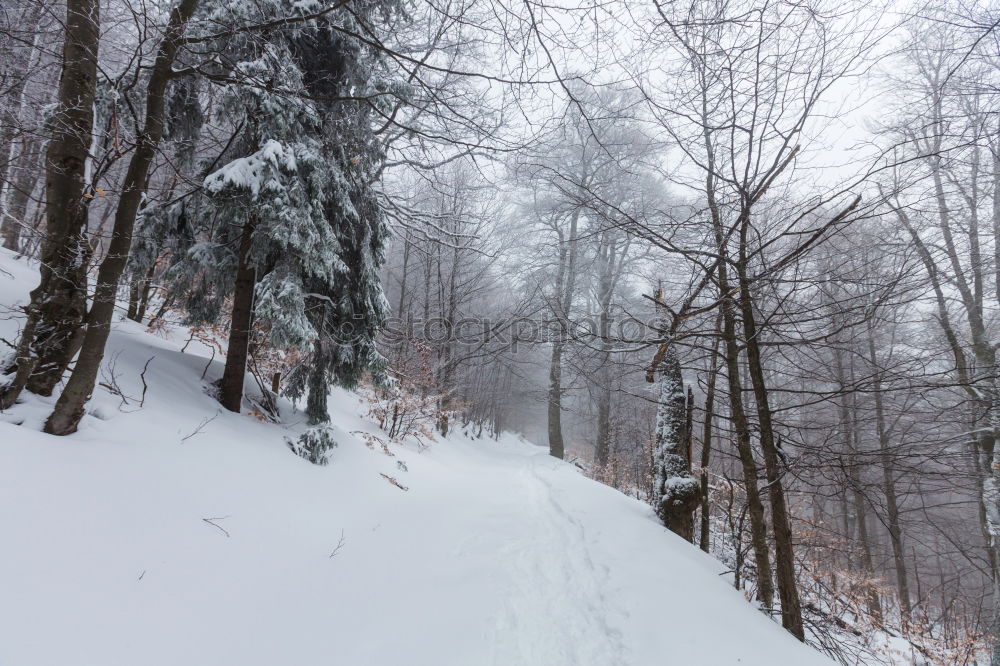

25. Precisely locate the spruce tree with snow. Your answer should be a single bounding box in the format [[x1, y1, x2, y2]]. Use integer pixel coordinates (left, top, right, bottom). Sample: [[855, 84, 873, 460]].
[[278, 4, 398, 424], [651, 342, 700, 541], [145, 0, 396, 422]]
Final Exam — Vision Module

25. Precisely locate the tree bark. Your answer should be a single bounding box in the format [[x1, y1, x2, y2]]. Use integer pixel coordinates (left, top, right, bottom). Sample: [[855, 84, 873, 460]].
[[547, 208, 580, 459], [547, 338, 566, 459], [594, 239, 617, 467], [45, 0, 202, 435], [1, 136, 42, 252], [718, 290, 774, 608], [135, 268, 154, 322], [652, 346, 700, 541], [735, 219, 804, 640], [703, 157, 774, 606], [218, 217, 256, 413], [699, 326, 721, 553], [0, 1, 45, 247], [851, 390, 883, 622], [2, 0, 101, 404], [867, 331, 910, 620]]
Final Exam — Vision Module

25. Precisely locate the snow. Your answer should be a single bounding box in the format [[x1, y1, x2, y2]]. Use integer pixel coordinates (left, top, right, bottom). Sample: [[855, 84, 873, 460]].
[[0, 248, 832, 666], [204, 138, 297, 197]]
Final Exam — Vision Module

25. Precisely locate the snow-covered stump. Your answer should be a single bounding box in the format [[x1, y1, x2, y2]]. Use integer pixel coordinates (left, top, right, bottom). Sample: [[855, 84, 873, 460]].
[[652, 347, 700, 541]]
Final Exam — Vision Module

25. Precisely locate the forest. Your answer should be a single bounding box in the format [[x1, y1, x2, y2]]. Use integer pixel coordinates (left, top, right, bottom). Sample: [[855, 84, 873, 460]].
[[1, 0, 999, 663]]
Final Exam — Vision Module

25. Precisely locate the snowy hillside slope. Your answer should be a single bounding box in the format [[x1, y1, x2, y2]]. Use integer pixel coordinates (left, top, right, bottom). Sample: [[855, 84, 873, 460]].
[[0, 248, 831, 666]]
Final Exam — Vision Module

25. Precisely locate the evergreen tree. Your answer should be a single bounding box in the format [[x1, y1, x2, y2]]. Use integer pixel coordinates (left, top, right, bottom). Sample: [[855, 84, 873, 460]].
[[150, 0, 396, 422], [280, 6, 398, 423]]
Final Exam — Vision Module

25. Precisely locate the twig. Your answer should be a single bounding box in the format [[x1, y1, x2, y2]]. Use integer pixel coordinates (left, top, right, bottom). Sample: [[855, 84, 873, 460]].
[[329, 530, 346, 558], [200, 346, 215, 381], [202, 515, 231, 537], [181, 412, 219, 443], [138, 356, 154, 407], [99, 352, 130, 407]]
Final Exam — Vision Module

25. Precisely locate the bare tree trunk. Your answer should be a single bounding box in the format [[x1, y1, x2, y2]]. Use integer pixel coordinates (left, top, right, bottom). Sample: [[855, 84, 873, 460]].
[[594, 239, 617, 467], [833, 337, 882, 622], [437, 225, 461, 437], [987, 362, 1000, 666], [594, 375, 612, 466], [135, 268, 154, 322], [719, 296, 774, 608], [219, 217, 256, 413], [127, 280, 141, 321], [1, 0, 100, 405], [547, 339, 566, 459], [867, 331, 910, 620], [547, 209, 580, 459], [0, 1, 44, 244], [849, 442, 883, 622], [1, 136, 41, 252], [397, 230, 410, 318], [393, 229, 412, 367], [699, 326, 721, 553], [125, 264, 155, 323], [852, 484, 882, 619], [45, 0, 202, 435], [735, 231, 803, 640], [706, 167, 773, 607], [689, 70, 776, 605], [924, 108, 1000, 657]]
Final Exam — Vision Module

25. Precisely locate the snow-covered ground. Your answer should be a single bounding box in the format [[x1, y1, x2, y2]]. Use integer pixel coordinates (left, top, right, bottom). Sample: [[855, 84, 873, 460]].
[[0, 248, 831, 666]]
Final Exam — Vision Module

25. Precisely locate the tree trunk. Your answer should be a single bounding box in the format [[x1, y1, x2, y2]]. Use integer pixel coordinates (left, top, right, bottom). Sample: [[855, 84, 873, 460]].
[[719, 297, 774, 608], [44, 0, 202, 435], [547, 209, 581, 459], [436, 225, 461, 437], [833, 336, 882, 622], [2, 0, 101, 403], [867, 332, 910, 620], [594, 243, 615, 467], [0, 1, 44, 246], [127, 264, 155, 322], [397, 230, 410, 317], [698, 100, 774, 607], [1, 136, 41, 252], [699, 328, 721, 553], [651, 343, 700, 541], [218, 217, 256, 413], [986, 360, 1000, 666], [709, 218, 774, 607], [735, 231, 803, 640], [127, 280, 141, 321], [135, 269, 154, 322], [547, 337, 566, 459]]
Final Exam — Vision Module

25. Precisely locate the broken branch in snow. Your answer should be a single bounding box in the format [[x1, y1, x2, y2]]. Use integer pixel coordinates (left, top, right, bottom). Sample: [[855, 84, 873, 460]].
[[202, 515, 231, 537], [138, 356, 154, 407], [181, 412, 219, 443], [200, 346, 216, 381], [329, 530, 346, 558], [379, 473, 409, 491]]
